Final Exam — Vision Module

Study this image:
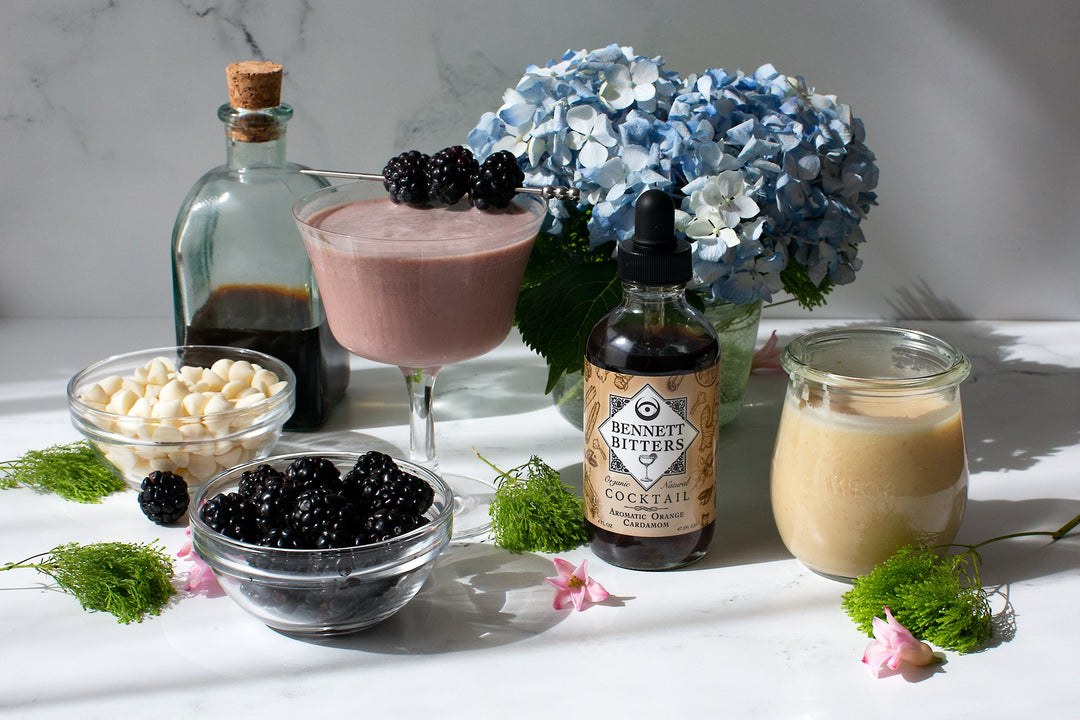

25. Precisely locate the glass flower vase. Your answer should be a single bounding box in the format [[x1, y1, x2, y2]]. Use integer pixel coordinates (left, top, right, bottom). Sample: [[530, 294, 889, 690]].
[[701, 298, 763, 427], [552, 298, 762, 430]]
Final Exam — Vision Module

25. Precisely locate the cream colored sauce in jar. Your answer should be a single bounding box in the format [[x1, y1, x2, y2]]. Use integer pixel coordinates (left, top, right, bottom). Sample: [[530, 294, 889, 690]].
[[770, 327, 971, 580]]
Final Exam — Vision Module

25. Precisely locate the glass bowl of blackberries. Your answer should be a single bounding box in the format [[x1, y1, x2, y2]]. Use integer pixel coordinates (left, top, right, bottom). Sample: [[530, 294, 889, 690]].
[[189, 450, 453, 635]]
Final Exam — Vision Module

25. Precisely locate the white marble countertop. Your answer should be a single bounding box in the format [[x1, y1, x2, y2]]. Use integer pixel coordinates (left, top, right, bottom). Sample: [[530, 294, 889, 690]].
[[1, 317, 1077, 719]]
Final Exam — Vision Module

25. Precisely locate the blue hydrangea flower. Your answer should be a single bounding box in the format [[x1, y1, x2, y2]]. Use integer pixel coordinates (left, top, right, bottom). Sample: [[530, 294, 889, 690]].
[[466, 45, 878, 305]]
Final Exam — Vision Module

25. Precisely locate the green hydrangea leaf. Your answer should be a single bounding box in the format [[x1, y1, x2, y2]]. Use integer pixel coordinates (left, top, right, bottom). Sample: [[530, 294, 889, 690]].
[[515, 260, 621, 393]]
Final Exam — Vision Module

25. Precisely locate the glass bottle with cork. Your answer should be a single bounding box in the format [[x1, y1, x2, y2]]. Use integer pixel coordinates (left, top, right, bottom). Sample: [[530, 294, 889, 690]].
[[583, 189, 720, 570], [172, 60, 349, 430]]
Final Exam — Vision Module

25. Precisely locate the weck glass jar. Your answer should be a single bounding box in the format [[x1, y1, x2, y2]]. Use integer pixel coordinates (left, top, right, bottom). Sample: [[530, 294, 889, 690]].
[[770, 326, 971, 580]]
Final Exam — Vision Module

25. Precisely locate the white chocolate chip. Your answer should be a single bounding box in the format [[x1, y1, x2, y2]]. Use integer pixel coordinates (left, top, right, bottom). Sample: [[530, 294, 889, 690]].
[[181, 392, 209, 416], [99, 375, 124, 395], [128, 396, 155, 419], [210, 358, 234, 379], [179, 365, 204, 385], [250, 369, 278, 394], [159, 378, 189, 403], [199, 369, 227, 393], [81, 383, 111, 405], [214, 445, 242, 469], [148, 456, 178, 472], [268, 380, 289, 396], [234, 392, 266, 410], [202, 393, 232, 415], [121, 378, 146, 396], [152, 398, 183, 419], [151, 425, 184, 443], [108, 388, 139, 415], [228, 360, 255, 384], [178, 422, 210, 441], [104, 446, 138, 472], [167, 450, 190, 468], [186, 454, 220, 481], [146, 358, 172, 386], [221, 380, 249, 400]]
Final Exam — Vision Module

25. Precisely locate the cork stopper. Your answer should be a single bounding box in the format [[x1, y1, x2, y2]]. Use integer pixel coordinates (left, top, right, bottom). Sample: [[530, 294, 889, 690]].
[[224, 61, 285, 143], [226, 61, 283, 109]]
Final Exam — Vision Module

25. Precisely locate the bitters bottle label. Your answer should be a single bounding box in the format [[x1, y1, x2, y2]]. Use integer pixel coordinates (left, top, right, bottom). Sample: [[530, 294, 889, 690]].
[[583, 360, 718, 537]]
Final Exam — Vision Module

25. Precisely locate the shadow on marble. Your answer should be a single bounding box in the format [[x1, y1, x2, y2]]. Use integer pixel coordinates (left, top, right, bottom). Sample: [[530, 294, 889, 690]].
[[287, 542, 565, 654], [312, 354, 551, 435], [954, 497, 1080, 586], [275, 429, 404, 458], [885, 277, 974, 321]]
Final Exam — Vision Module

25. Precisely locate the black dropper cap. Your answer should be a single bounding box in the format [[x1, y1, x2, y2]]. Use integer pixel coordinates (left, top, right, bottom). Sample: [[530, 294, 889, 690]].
[[617, 189, 692, 285]]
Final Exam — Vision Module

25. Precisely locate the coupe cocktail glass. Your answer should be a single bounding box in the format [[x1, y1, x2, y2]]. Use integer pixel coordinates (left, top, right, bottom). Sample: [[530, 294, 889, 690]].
[[293, 181, 546, 538]]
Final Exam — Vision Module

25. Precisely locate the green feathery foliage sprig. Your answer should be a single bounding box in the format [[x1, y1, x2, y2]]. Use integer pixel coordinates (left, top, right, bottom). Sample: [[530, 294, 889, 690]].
[[2, 541, 176, 624], [478, 453, 588, 553], [0, 440, 126, 503], [843, 511, 1080, 654]]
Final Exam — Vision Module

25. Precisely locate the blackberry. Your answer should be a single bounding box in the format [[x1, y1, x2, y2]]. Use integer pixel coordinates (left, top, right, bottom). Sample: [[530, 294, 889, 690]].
[[365, 509, 422, 542], [285, 456, 341, 494], [200, 492, 258, 543], [137, 470, 189, 525], [238, 463, 286, 499], [340, 450, 397, 506], [249, 474, 296, 534], [470, 150, 524, 210], [427, 145, 478, 205], [342, 450, 434, 516], [259, 527, 303, 549], [339, 467, 378, 511], [313, 519, 367, 550], [382, 150, 430, 204], [371, 469, 434, 516], [353, 450, 397, 477], [289, 488, 356, 546]]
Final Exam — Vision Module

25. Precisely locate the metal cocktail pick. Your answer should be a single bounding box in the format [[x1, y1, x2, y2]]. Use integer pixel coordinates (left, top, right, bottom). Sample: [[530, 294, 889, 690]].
[[299, 169, 581, 202]]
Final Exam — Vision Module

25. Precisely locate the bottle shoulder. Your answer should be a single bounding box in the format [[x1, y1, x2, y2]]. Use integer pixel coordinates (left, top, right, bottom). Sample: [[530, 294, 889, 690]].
[[586, 304, 719, 374]]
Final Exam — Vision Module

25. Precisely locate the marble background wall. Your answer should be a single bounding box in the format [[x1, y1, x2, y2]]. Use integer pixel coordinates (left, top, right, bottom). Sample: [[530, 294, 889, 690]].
[[2, 0, 1077, 320]]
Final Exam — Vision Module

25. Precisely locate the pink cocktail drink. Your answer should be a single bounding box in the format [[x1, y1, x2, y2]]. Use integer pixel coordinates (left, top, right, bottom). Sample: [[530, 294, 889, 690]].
[[293, 180, 546, 539], [297, 188, 543, 369]]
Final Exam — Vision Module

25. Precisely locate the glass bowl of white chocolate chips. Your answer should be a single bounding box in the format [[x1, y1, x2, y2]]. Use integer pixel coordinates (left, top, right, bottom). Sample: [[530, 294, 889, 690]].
[[67, 346, 295, 490]]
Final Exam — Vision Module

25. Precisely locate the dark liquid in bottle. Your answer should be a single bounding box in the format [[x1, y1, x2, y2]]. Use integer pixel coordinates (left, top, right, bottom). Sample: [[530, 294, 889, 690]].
[[585, 323, 718, 570], [183, 285, 349, 430]]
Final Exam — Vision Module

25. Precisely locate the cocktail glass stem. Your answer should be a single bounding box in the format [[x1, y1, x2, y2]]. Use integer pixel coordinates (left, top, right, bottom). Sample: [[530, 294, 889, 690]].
[[401, 366, 439, 469]]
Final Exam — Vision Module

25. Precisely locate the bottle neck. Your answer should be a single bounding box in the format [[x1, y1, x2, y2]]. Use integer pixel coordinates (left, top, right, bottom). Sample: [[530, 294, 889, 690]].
[[219, 103, 292, 169], [621, 281, 687, 305]]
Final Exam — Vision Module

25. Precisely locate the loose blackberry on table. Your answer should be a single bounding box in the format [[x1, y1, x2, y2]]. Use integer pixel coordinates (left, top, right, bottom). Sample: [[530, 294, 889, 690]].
[[137, 470, 189, 525]]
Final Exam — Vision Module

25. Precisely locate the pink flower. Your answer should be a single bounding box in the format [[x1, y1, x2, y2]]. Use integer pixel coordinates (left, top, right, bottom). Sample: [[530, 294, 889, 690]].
[[176, 527, 223, 597], [750, 331, 783, 373], [545, 558, 609, 611], [862, 607, 936, 677]]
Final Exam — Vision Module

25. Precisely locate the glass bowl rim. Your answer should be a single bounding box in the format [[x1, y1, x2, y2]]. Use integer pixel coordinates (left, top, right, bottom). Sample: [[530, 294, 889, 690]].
[[189, 451, 454, 560], [67, 345, 297, 430]]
